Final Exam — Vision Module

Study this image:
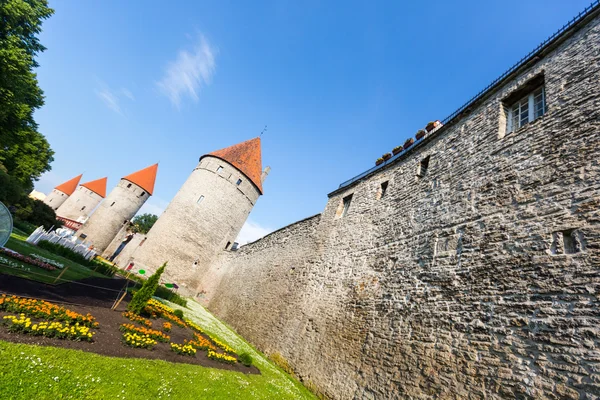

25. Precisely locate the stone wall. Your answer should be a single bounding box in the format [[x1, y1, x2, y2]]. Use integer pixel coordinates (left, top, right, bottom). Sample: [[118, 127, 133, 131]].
[[202, 11, 600, 400], [56, 186, 103, 222], [43, 188, 69, 211], [77, 179, 150, 253]]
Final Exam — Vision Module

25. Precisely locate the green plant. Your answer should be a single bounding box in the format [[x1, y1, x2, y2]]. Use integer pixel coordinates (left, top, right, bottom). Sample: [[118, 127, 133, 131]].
[[173, 309, 184, 319], [270, 352, 295, 375], [238, 352, 253, 367], [375, 158, 384, 166], [128, 262, 167, 314]]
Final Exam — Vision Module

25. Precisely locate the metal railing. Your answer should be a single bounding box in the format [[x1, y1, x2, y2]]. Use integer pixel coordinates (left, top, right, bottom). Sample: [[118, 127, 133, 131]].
[[336, 0, 600, 192]]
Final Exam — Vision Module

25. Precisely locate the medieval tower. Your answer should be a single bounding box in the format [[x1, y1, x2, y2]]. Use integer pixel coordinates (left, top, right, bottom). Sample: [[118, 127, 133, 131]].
[[130, 137, 265, 293], [77, 164, 158, 253], [43, 174, 82, 211], [55, 177, 107, 223]]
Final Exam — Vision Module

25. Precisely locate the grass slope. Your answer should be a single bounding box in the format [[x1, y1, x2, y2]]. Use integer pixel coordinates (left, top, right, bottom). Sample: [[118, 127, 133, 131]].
[[0, 233, 105, 284], [0, 300, 316, 400]]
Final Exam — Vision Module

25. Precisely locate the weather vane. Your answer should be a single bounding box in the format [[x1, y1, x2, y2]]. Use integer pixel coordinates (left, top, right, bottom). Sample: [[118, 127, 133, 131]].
[[260, 125, 267, 136]]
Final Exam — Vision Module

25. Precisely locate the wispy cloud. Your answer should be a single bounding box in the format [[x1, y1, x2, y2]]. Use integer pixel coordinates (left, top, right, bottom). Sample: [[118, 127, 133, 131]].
[[95, 80, 134, 115], [156, 34, 217, 108], [236, 219, 273, 245]]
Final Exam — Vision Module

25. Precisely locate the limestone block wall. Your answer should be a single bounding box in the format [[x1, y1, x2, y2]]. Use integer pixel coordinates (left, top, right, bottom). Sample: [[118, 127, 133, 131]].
[[77, 180, 149, 253], [129, 156, 260, 295], [201, 13, 600, 400], [43, 189, 69, 211], [56, 186, 103, 222]]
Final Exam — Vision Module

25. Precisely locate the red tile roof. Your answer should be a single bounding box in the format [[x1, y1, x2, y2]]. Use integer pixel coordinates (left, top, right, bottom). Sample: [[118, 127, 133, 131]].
[[208, 137, 263, 194], [122, 163, 158, 195], [81, 177, 108, 198], [55, 174, 83, 196]]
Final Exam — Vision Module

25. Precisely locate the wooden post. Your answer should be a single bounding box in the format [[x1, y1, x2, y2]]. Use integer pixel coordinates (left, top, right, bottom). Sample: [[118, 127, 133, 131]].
[[53, 266, 69, 284], [111, 289, 128, 311]]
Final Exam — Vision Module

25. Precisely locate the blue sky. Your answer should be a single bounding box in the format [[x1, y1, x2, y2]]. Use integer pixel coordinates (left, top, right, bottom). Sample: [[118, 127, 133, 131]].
[[34, 0, 592, 243]]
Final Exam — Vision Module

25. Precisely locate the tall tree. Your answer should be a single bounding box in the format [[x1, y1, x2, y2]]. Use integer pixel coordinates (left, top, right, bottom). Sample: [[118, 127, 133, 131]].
[[0, 0, 54, 190], [132, 213, 159, 234]]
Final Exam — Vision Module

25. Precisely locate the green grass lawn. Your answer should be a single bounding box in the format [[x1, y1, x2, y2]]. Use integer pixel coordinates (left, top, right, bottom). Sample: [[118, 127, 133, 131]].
[[0, 300, 316, 400], [0, 233, 106, 284]]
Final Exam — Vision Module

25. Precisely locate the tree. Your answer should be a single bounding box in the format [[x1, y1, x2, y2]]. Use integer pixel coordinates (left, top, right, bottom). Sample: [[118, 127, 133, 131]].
[[132, 213, 158, 234], [0, 0, 55, 190], [128, 262, 167, 314]]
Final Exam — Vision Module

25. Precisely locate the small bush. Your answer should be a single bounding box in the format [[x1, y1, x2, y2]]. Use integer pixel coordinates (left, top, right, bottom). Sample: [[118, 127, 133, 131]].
[[154, 285, 187, 307], [128, 262, 167, 314], [36, 240, 116, 277], [173, 309, 184, 319], [12, 220, 37, 235], [239, 352, 253, 367], [270, 352, 294, 375]]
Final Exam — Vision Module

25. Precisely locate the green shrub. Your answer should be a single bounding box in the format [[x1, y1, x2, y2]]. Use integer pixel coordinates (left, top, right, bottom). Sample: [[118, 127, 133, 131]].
[[239, 352, 253, 367], [128, 262, 167, 314], [154, 285, 188, 307], [36, 240, 116, 277], [173, 309, 184, 319], [12, 219, 37, 235]]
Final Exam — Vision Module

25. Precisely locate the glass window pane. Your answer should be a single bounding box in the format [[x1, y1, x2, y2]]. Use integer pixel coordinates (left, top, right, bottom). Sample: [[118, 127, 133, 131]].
[[519, 102, 529, 127]]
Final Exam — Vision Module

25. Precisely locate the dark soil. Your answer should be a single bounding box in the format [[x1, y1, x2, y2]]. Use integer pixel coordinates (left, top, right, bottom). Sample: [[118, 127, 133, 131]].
[[0, 273, 259, 374]]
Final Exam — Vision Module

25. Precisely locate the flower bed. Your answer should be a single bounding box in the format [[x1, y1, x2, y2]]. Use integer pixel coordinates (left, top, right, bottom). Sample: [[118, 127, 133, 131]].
[[209, 335, 237, 355], [0, 294, 98, 328], [30, 254, 64, 269], [3, 314, 94, 341], [119, 323, 170, 343], [144, 299, 186, 328], [170, 343, 196, 356], [184, 319, 204, 334], [185, 332, 216, 351], [162, 322, 172, 332], [207, 349, 237, 364], [122, 311, 152, 327], [0, 247, 56, 271], [121, 332, 157, 349]]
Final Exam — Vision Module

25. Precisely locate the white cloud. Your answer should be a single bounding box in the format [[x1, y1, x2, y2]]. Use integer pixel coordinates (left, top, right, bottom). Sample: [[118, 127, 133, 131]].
[[95, 80, 134, 115], [236, 219, 273, 245], [156, 34, 216, 108]]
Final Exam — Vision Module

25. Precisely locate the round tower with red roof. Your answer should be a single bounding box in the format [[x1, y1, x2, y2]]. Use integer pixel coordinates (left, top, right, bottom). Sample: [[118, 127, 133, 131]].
[[77, 164, 158, 252], [55, 177, 107, 223], [130, 137, 265, 294], [43, 174, 83, 211]]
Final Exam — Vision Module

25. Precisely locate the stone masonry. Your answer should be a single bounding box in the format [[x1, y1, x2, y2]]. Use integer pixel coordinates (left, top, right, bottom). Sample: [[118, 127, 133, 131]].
[[77, 179, 150, 253], [201, 8, 600, 399], [129, 154, 261, 294]]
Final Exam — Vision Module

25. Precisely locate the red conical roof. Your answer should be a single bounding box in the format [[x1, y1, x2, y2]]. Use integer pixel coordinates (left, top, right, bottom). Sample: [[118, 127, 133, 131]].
[[207, 137, 263, 194], [55, 174, 83, 196], [81, 177, 108, 198], [122, 163, 158, 195]]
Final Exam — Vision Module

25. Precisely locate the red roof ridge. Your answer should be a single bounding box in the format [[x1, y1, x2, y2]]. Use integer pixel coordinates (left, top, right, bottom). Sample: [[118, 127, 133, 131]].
[[122, 163, 158, 195], [55, 174, 83, 196], [206, 137, 263, 194], [81, 177, 108, 198]]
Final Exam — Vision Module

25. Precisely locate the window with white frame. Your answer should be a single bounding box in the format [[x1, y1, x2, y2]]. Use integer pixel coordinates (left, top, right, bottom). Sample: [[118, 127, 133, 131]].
[[506, 86, 546, 133]]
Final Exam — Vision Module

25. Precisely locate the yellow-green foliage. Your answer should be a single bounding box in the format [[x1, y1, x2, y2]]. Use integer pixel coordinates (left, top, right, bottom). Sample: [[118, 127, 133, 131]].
[[269, 352, 295, 375]]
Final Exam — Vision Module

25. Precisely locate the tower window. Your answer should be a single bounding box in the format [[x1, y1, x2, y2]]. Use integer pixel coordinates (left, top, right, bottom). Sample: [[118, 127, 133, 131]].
[[197, 195, 205, 204], [236, 179, 242, 186], [417, 156, 430, 177], [127, 183, 132, 188], [81, 206, 86, 211], [110, 202, 115, 207], [379, 181, 389, 199], [506, 86, 545, 133], [140, 191, 146, 197], [341, 194, 353, 217], [217, 166, 223, 173], [225, 241, 231, 250]]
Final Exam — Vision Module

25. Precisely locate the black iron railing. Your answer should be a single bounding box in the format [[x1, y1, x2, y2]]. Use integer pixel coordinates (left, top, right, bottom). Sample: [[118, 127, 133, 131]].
[[336, 0, 600, 192]]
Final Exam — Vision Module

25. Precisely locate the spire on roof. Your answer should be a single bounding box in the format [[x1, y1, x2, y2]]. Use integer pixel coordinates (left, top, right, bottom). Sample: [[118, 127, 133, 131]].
[[54, 174, 83, 196], [122, 163, 158, 195], [207, 137, 263, 194], [81, 177, 108, 198]]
